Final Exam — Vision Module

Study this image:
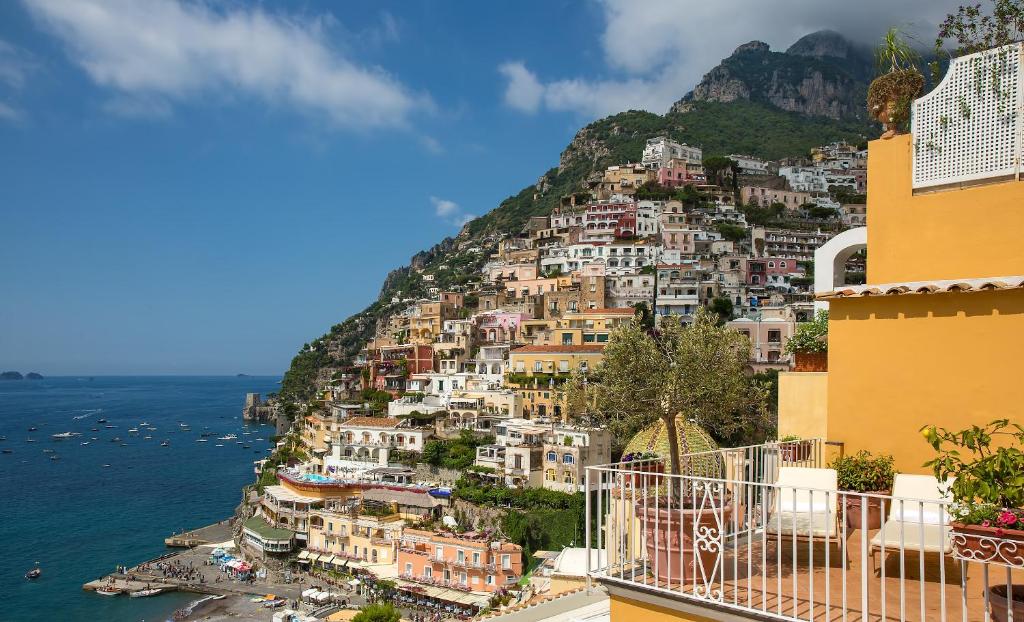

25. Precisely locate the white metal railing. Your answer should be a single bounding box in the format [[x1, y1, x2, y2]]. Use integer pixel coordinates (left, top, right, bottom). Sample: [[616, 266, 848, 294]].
[[585, 441, 1016, 622], [913, 42, 1024, 189]]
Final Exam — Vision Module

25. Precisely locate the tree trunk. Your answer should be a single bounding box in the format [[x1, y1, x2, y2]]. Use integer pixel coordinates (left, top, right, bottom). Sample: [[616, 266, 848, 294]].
[[664, 414, 681, 476]]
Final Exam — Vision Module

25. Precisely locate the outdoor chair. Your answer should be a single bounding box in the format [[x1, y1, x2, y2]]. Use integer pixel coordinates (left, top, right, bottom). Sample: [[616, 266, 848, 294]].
[[869, 474, 955, 573]]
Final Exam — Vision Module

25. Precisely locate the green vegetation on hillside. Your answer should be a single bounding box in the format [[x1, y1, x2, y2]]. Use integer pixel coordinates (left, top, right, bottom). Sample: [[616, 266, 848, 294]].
[[280, 99, 875, 401]]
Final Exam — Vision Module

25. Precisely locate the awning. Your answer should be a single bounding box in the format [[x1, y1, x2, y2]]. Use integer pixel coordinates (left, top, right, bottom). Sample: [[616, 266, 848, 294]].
[[297, 550, 310, 560], [302, 588, 317, 598], [320, 555, 337, 565], [307, 554, 322, 563], [347, 579, 360, 587]]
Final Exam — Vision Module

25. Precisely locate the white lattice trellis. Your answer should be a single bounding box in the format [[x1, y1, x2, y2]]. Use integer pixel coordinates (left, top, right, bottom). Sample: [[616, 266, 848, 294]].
[[912, 43, 1024, 189]]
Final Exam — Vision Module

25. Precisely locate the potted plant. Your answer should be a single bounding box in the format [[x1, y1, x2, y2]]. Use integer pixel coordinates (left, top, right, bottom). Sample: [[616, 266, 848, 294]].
[[923, 419, 1024, 622], [867, 28, 925, 138], [620, 450, 663, 487], [923, 419, 1024, 560], [785, 310, 828, 372], [777, 434, 814, 462], [830, 450, 895, 530]]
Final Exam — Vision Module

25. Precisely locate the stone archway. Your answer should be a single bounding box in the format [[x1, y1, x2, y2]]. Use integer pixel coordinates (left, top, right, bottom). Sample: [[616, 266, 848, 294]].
[[814, 227, 867, 311]]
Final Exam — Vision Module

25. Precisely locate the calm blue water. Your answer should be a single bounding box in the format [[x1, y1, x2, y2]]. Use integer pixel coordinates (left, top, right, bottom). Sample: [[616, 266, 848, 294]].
[[0, 376, 280, 622]]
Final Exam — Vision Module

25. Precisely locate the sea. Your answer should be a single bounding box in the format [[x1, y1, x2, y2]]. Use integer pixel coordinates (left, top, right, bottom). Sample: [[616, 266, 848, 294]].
[[0, 376, 281, 622]]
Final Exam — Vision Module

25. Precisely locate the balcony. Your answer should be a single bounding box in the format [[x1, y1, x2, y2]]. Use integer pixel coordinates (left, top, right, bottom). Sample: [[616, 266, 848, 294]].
[[585, 441, 1016, 622]]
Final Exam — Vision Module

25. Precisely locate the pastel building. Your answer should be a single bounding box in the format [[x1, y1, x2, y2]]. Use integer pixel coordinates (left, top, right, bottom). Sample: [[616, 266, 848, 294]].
[[397, 529, 524, 593]]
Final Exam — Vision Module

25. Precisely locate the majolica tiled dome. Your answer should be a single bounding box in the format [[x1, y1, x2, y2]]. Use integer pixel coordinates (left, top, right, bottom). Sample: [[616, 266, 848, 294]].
[[623, 417, 723, 478]]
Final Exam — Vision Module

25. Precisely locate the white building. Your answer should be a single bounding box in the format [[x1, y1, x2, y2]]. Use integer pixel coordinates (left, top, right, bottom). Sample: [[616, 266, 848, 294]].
[[729, 154, 769, 175], [642, 136, 702, 170]]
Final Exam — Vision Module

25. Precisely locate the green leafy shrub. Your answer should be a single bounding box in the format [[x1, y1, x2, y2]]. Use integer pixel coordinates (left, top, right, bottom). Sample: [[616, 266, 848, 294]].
[[922, 418, 1024, 508], [830, 450, 895, 492], [784, 309, 829, 354]]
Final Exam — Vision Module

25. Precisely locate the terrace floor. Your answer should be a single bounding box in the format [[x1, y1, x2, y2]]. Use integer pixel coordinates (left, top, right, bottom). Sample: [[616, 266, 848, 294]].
[[601, 527, 1024, 622]]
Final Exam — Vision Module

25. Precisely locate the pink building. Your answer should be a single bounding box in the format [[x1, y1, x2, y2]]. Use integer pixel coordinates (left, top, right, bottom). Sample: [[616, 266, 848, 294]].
[[657, 165, 707, 188], [397, 529, 524, 593], [475, 312, 529, 344]]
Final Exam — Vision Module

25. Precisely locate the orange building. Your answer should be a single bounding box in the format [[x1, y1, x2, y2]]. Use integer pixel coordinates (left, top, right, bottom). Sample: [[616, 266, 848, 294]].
[[396, 528, 523, 593]]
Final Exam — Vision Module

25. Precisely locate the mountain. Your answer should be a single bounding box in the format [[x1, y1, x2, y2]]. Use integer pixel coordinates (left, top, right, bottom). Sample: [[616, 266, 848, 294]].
[[671, 31, 874, 120], [278, 33, 878, 401], [1, 371, 23, 380]]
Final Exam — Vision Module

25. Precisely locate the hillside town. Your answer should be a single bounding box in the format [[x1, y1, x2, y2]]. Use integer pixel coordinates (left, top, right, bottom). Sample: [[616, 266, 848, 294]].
[[226, 135, 871, 619]]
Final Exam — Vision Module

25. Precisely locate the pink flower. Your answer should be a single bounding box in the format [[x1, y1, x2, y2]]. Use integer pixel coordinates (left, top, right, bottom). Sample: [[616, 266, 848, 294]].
[[982, 520, 992, 527], [998, 511, 1017, 527]]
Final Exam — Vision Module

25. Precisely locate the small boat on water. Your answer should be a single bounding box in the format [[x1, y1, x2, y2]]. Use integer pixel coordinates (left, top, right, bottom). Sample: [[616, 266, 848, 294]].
[[50, 455, 59, 461], [96, 418, 107, 423], [128, 428, 139, 434], [242, 445, 251, 449], [102, 464, 111, 468], [110, 437, 121, 443], [129, 588, 162, 598], [2, 449, 12, 454], [104, 425, 116, 429], [143, 436, 152, 440], [52, 432, 75, 440], [0, 435, 6, 441], [217, 434, 237, 441], [43, 449, 54, 454], [196, 439, 208, 443], [215, 444, 224, 447], [26, 439, 37, 443], [28, 426, 38, 432], [25, 564, 41, 579], [90, 427, 99, 432], [95, 589, 119, 596], [81, 441, 90, 445], [160, 440, 170, 447]]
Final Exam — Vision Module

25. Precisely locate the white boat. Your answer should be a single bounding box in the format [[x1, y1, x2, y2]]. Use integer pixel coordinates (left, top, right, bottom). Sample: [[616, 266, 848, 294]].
[[197, 439, 208, 443], [128, 428, 139, 434], [81, 441, 90, 446], [95, 589, 120, 596], [217, 435, 237, 441], [215, 444, 224, 447], [129, 588, 162, 598], [160, 441, 169, 447], [52, 432, 75, 440]]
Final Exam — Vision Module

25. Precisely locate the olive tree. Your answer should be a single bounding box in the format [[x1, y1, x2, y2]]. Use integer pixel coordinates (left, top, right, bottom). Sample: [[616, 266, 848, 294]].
[[565, 307, 771, 475]]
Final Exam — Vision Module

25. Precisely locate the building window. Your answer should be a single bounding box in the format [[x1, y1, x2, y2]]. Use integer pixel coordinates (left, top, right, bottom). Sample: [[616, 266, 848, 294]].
[[486, 575, 494, 585], [561, 333, 573, 345], [547, 451, 557, 462], [405, 563, 413, 574], [563, 454, 575, 465], [502, 554, 511, 569], [533, 361, 543, 372], [768, 329, 781, 344], [424, 567, 432, 578], [558, 360, 569, 372]]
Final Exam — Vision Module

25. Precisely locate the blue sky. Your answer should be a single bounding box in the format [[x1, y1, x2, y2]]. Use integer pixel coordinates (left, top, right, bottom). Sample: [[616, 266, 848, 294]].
[[0, 0, 955, 375]]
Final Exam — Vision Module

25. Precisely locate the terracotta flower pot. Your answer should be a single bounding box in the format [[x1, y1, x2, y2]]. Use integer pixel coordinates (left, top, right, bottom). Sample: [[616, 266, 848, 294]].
[[779, 440, 813, 463], [635, 500, 733, 585], [989, 585, 1024, 622], [794, 351, 828, 372], [625, 461, 664, 487], [843, 493, 889, 531], [951, 522, 1024, 566]]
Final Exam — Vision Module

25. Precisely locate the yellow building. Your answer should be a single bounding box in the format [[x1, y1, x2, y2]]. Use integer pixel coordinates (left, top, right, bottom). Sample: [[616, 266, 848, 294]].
[[307, 506, 405, 569], [507, 344, 605, 419]]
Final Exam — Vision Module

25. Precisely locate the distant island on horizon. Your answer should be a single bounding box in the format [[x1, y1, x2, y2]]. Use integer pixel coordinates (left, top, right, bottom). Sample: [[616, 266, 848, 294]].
[[0, 371, 43, 380]]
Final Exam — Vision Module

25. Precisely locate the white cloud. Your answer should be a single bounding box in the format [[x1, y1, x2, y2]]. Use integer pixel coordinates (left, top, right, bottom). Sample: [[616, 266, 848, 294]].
[[0, 39, 37, 89], [0, 100, 23, 123], [499, 0, 961, 119], [499, 61, 543, 113], [419, 135, 444, 155], [23, 0, 429, 128], [430, 196, 473, 227], [431, 196, 459, 217]]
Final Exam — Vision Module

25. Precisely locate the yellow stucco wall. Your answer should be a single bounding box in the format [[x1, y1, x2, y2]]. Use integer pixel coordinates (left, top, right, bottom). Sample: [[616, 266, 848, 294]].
[[827, 288, 1024, 473], [610, 594, 720, 622], [777, 372, 828, 440], [867, 135, 1024, 283]]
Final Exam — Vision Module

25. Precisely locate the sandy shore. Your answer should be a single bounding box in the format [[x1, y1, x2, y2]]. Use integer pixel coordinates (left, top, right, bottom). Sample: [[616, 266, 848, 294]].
[[182, 594, 269, 621]]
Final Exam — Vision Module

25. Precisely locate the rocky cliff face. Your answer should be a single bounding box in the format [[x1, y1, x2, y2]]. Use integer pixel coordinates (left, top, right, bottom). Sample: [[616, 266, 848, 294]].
[[671, 31, 873, 120]]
